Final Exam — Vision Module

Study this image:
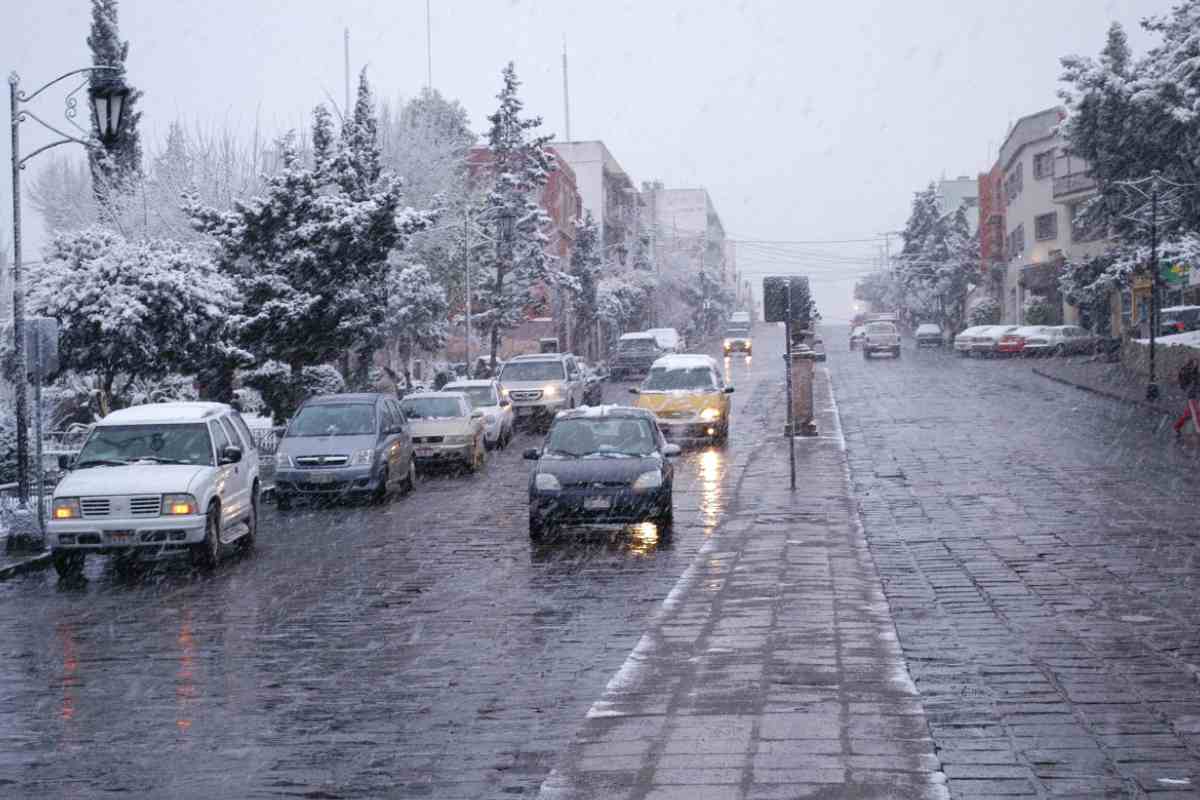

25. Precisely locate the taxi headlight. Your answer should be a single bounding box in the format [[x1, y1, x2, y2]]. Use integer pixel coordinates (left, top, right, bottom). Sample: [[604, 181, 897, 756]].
[[535, 473, 562, 491], [699, 407, 722, 421], [632, 470, 663, 492], [162, 494, 198, 516], [52, 497, 81, 520]]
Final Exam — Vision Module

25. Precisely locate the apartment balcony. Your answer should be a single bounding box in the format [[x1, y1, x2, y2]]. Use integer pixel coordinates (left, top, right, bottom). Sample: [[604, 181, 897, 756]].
[[1053, 172, 1097, 199]]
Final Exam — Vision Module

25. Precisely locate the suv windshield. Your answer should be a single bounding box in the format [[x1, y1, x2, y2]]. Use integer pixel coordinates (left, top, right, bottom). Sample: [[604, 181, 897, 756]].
[[287, 403, 376, 437], [499, 361, 565, 381], [446, 386, 497, 408], [643, 366, 718, 392], [546, 418, 658, 457], [76, 423, 214, 467], [867, 323, 896, 334], [401, 397, 465, 419]]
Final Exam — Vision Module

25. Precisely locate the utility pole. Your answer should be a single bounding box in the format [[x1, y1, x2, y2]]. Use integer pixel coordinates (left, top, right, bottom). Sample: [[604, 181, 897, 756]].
[[1147, 172, 1161, 401]]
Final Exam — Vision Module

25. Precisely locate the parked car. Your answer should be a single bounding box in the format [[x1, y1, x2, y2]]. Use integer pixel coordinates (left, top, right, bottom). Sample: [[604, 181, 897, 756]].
[[849, 325, 867, 350], [915, 323, 943, 348], [400, 392, 487, 472], [1036, 325, 1098, 356], [497, 353, 586, 427], [995, 325, 1049, 356], [953, 325, 986, 356], [862, 321, 901, 359], [969, 325, 1019, 357], [574, 359, 606, 405], [48, 402, 260, 578], [631, 354, 734, 443], [1160, 306, 1200, 336], [610, 332, 665, 379], [274, 393, 416, 509], [646, 327, 685, 353], [443, 379, 514, 450], [523, 406, 681, 541]]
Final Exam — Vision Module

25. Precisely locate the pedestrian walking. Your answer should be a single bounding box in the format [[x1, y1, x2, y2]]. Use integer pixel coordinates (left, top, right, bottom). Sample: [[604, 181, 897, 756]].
[[1173, 357, 1200, 439]]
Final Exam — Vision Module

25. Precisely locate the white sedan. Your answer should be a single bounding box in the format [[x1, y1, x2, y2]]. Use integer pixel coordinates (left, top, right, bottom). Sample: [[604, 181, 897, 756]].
[[443, 379, 514, 450]]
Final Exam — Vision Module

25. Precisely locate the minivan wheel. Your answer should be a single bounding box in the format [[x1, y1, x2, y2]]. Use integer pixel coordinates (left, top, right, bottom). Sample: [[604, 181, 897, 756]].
[[52, 550, 85, 580], [373, 467, 390, 504], [190, 504, 222, 569]]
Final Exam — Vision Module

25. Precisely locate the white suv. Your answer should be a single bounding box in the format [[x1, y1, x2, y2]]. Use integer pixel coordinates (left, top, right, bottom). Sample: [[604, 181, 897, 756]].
[[497, 354, 586, 427], [48, 402, 260, 578]]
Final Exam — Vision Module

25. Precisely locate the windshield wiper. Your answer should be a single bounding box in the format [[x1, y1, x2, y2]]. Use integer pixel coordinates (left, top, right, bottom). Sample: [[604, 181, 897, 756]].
[[545, 448, 581, 458], [74, 458, 130, 468]]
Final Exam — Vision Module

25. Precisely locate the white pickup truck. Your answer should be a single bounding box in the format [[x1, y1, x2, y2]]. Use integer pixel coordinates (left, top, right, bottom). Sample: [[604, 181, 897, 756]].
[[862, 321, 901, 359]]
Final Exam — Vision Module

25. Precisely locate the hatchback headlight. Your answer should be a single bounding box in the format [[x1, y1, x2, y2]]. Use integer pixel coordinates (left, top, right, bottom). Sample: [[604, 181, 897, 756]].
[[274, 452, 292, 469], [700, 408, 721, 421], [52, 497, 80, 520], [535, 473, 562, 491], [632, 470, 663, 492], [162, 494, 198, 516], [351, 448, 376, 466]]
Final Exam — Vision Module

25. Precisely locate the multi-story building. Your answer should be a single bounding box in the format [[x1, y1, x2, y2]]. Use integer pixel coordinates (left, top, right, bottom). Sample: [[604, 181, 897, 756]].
[[640, 184, 728, 282], [937, 177, 980, 234], [552, 141, 638, 265], [988, 106, 1108, 326]]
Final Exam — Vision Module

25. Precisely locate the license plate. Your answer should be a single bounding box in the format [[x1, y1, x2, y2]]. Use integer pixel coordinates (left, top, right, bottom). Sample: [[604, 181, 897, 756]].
[[516, 407, 533, 416], [309, 472, 337, 484], [107, 531, 133, 543], [583, 496, 612, 511], [415, 448, 434, 457]]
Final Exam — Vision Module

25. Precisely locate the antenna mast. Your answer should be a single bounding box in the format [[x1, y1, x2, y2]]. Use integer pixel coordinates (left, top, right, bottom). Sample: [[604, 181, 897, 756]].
[[562, 36, 572, 141], [426, 0, 433, 88], [344, 27, 351, 116]]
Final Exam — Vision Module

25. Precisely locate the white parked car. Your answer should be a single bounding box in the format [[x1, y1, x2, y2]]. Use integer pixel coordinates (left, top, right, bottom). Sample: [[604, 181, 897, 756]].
[[915, 323, 944, 347], [47, 402, 261, 578], [399, 392, 488, 472], [1022, 325, 1097, 356], [969, 325, 1019, 356], [953, 326, 986, 356], [444, 379, 514, 450]]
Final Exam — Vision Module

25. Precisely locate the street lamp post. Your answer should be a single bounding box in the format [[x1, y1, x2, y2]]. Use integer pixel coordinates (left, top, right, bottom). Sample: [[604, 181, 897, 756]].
[[8, 66, 128, 511]]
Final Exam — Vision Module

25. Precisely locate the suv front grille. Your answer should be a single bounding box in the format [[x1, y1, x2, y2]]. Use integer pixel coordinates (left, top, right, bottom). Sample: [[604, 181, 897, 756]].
[[510, 390, 543, 402], [80, 498, 111, 518], [295, 455, 349, 468], [412, 436, 444, 444], [130, 496, 162, 516]]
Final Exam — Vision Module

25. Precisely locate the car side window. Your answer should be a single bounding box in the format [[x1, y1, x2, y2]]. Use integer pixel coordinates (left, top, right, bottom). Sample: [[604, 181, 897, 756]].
[[392, 401, 408, 428], [218, 417, 243, 449], [230, 412, 257, 451], [209, 420, 231, 455]]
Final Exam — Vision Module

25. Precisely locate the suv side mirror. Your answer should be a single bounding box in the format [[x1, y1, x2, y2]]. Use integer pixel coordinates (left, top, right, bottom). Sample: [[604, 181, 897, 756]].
[[219, 445, 243, 465], [523, 448, 540, 461], [58, 454, 74, 470], [471, 409, 485, 419], [628, 387, 640, 395], [662, 443, 682, 457], [724, 386, 735, 394]]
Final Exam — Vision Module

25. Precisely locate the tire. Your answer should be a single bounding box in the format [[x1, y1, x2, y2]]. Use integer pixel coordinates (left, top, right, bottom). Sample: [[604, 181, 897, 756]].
[[52, 551, 85, 581], [241, 483, 259, 551], [863, 349, 871, 360], [190, 504, 222, 570], [372, 467, 390, 504], [467, 442, 483, 473], [276, 491, 293, 511], [401, 457, 417, 493], [529, 513, 549, 543], [894, 348, 901, 358]]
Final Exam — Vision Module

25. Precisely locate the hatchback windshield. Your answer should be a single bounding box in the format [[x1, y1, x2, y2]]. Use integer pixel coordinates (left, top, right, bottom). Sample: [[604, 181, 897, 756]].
[[546, 417, 658, 457], [643, 366, 718, 392], [401, 397, 465, 419], [77, 423, 214, 467], [287, 403, 376, 436], [499, 361, 566, 382], [726, 326, 749, 337], [446, 385, 497, 408]]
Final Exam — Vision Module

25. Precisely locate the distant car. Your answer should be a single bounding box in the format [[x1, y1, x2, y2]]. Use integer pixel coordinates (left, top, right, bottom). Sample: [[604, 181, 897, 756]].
[[953, 326, 986, 356], [723, 325, 753, 355], [523, 406, 681, 541], [1160, 306, 1200, 336], [274, 393, 416, 509], [646, 327, 685, 353], [574, 359, 605, 405], [862, 321, 901, 359], [969, 325, 1019, 357], [915, 323, 943, 348], [1039, 325, 1098, 356], [610, 332, 665, 380], [443, 379, 513, 450], [48, 402, 260, 577], [400, 392, 488, 472], [849, 326, 867, 350], [995, 325, 1048, 356]]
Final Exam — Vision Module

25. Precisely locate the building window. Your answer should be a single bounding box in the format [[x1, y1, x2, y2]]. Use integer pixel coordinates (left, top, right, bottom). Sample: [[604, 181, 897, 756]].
[[1004, 163, 1023, 205], [1008, 223, 1025, 256], [1033, 150, 1055, 180], [1035, 212, 1058, 241]]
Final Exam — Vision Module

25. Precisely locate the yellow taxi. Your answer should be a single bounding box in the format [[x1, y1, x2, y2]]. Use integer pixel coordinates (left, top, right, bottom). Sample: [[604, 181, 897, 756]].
[[629, 354, 734, 442]]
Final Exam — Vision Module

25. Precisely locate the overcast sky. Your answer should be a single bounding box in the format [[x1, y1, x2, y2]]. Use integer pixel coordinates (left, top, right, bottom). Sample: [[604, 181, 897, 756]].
[[1, 0, 1178, 321]]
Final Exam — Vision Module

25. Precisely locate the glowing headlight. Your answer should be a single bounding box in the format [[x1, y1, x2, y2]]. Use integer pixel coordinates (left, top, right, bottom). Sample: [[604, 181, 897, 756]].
[[543, 384, 559, 398], [52, 497, 81, 520], [723, 339, 732, 347], [699, 408, 722, 421], [274, 452, 292, 469], [632, 469, 663, 491], [350, 448, 376, 466], [162, 494, 198, 516], [535, 473, 562, 491]]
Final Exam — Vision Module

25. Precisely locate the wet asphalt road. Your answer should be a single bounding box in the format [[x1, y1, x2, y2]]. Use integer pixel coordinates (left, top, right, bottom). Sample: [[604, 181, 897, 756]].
[[0, 341, 764, 799]]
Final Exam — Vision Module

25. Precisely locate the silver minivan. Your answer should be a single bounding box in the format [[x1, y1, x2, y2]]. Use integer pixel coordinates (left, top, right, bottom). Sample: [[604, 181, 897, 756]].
[[273, 393, 416, 508]]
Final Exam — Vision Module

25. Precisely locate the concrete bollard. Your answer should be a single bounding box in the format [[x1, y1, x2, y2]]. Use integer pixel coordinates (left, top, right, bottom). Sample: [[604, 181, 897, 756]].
[[786, 345, 818, 436]]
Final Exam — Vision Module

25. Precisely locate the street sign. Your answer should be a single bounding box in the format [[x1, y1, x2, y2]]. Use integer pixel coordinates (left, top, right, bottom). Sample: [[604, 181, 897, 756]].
[[762, 275, 813, 324], [1161, 260, 1189, 287]]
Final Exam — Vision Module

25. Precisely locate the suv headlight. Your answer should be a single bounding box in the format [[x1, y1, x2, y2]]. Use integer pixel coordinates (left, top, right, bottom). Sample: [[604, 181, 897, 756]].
[[535, 473, 562, 491], [632, 469, 663, 492], [445, 434, 473, 445], [162, 494, 198, 516], [543, 384, 559, 398], [350, 448, 376, 466], [274, 452, 292, 469], [52, 497, 81, 520], [700, 408, 721, 421]]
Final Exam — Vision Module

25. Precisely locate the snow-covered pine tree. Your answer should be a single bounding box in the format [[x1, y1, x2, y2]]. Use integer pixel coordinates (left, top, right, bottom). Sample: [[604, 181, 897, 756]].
[[474, 63, 560, 370], [384, 263, 450, 388], [87, 0, 142, 204], [567, 211, 602, 358]]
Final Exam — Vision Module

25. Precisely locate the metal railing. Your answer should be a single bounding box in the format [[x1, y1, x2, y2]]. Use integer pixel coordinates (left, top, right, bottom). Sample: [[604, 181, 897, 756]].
[[1053, 172, 1097, 198]]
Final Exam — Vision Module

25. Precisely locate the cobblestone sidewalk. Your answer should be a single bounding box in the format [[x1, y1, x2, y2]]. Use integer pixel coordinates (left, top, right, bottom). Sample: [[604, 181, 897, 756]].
[[538, 367, 947, 800]]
